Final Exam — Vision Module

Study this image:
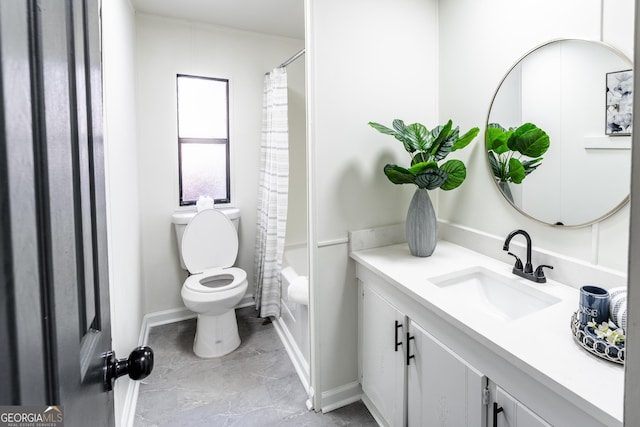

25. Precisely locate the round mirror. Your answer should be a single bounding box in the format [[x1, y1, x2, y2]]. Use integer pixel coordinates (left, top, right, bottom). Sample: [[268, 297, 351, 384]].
[[486, 39, 632, 227]]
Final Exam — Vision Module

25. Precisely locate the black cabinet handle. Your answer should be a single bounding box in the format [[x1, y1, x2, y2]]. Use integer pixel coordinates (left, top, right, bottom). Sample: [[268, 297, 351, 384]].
[[103, 346, 154, 391], [493, 402, 504, 427], [406, 333, 415, 365], [394, 320, 402, 351]]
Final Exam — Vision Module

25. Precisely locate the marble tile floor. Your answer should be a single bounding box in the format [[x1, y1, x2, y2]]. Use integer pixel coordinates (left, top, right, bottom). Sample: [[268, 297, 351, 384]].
[[134, 307, 378, 426]]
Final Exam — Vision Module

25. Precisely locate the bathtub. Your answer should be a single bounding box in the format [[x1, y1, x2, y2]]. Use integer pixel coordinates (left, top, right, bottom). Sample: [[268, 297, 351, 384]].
[[282, 245, 308, 305], [275, 245, 310, 382]]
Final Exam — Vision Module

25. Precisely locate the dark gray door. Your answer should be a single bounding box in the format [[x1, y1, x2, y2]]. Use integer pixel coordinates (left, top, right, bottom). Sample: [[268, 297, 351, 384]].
[[0, 0, 114, 425]]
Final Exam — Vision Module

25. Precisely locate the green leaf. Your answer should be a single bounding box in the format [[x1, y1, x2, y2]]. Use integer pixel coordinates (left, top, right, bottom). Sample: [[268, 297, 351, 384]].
[[521, 157, 543, 177], [405, 123, 431, 152], [452, 127, 480, 151], [508, 123, 550, 157], [408, 161, 438, 175], [430, 120, 453, 151], [486, 126, 510, 154], [507, 158, 525, 184], [431, 137, 454, 161], [415, 169, 448, 190], [392, 119, 406, 134], [369, 121, 415, 153], [440, 159, 467, 190], [368, 121, 397, 136], [488, 123, 507, 131], [431, 122, 456, 161], [487, 151, 503, 180], [383, 164, 416, 185], [521, 158, 542, 167]]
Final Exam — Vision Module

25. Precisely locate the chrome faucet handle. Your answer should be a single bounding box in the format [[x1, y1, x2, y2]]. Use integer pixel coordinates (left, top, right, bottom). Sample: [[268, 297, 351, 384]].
[[507, 252, 523, 271], [534, 264, 553, 283]]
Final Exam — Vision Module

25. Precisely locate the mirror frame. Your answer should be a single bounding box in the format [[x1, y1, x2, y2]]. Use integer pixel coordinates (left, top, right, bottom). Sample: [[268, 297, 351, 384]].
[[485, 38, 633, 228]]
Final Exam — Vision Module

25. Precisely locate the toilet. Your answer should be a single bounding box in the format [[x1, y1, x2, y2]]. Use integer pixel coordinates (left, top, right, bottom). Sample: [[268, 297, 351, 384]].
[[173, 208, 248, 358]]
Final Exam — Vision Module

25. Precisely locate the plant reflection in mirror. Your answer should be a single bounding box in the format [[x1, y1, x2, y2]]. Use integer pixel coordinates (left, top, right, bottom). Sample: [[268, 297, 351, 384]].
[[486, 123, 550, 184]]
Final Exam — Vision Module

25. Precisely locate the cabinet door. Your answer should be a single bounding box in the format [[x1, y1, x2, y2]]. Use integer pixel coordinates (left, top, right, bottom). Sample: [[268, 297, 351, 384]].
[[495, 386, 552, 427], [407, 320, 486, 427], [362, 286, 406, 427]]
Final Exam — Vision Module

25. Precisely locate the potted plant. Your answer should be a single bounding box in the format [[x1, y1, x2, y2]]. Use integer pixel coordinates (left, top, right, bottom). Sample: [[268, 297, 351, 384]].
[[369, 119, 479, 257], [486, 123, 550, 200]]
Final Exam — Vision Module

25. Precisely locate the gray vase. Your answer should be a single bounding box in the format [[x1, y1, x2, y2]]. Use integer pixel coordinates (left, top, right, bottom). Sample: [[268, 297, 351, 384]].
[[498, 181, 513, 202], [406, 188, 437, 257]]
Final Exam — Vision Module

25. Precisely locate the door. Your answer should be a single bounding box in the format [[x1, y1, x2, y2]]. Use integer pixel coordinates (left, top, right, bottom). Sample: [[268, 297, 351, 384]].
[[1, 0, 113, 425], [407, 320, 487, 427], [361, 286, 406, 427], [494, 386, 552, 427]]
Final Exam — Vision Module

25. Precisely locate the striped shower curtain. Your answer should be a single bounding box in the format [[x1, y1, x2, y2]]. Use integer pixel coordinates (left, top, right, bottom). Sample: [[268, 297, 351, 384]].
[[254, 68, 289, 318]]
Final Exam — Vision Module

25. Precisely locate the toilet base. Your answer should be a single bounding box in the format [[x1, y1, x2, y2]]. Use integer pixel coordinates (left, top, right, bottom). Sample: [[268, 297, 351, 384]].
[[193, 309, 241, 358]]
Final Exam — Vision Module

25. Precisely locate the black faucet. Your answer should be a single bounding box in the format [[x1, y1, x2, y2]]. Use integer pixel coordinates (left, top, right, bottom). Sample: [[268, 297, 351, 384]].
[[503, 229, 553, 283]]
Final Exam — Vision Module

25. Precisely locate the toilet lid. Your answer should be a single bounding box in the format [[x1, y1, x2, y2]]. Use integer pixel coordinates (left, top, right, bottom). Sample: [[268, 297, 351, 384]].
[[181, 209, 238, 274]]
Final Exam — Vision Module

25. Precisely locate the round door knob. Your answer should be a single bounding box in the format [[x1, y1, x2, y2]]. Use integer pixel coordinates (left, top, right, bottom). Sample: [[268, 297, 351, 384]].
[[103, 346, 154, 391]]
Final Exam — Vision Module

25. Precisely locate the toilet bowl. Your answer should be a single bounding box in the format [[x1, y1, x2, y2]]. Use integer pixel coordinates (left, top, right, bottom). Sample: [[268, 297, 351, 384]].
[[178, 209, 248, 358]]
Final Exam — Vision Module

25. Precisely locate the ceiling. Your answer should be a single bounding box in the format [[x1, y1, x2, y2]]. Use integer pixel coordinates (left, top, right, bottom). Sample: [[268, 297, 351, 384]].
[[130, 0, 305, 39]]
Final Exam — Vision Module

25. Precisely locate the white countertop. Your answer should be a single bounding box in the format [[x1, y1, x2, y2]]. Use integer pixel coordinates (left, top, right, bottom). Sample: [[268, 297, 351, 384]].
[[351, 240, 624, 426]]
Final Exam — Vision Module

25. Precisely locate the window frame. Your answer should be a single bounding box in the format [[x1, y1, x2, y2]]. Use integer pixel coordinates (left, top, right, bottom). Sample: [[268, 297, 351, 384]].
[[176, 74, 231, 206]]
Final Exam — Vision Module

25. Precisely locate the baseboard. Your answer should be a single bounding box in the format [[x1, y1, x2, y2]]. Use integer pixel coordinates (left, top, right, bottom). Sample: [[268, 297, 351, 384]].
[[272, 315, 311, 393], [237, 293, 255, 309], [119, 380, 140, 427], [119, 307, 196, 427], [320, 381, 362, 413], [136, 296, 255, 344], [361, 393, 387, 427]]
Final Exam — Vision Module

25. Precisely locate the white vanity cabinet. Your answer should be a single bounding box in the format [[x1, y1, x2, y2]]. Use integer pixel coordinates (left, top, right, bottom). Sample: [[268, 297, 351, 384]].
[[353, 242, 623, 427], [493, 385, 552, 427], [360, 284, 487, 427], [407, 320, 486, 427], [361, 285, 406, 427]]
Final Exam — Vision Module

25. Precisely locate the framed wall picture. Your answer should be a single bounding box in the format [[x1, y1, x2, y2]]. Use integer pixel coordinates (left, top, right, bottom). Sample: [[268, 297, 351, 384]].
[[606, 69, 633, 136]]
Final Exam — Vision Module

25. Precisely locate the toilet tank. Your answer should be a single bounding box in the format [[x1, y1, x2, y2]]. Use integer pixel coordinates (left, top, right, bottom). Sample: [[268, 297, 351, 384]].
[[171, 207, 241, 270]]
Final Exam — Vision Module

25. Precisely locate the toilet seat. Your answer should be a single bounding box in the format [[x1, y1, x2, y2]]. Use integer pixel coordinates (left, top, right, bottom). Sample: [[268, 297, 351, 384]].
[[181, 209, 239, 274], [184, 267, 247, 293], [181, 209, 247, 298]]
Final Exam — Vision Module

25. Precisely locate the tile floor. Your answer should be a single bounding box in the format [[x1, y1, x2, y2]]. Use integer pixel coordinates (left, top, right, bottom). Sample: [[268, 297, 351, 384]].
[[134, 307, 377, 426]]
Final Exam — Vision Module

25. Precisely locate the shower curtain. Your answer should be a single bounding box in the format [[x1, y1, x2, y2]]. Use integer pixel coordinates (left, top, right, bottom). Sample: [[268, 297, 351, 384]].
[[254, 68, 289, 318]]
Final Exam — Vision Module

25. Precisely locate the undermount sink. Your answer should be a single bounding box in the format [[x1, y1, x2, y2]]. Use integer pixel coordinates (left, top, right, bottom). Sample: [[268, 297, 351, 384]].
[[430, 266, 561, 321]]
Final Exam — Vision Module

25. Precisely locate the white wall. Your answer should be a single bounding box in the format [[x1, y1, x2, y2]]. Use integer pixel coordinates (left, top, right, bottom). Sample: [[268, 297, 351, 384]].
[[102, 0, 143, 425], [135, 14, 303, 313], [307, 0, 440, 403], [285, 55, 307, 247], [437, 0, 634, 273]]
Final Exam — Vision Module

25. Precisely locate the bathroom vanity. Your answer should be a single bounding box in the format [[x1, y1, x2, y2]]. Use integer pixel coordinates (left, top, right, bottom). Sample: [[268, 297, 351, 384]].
[[352, 241, 624, 427]]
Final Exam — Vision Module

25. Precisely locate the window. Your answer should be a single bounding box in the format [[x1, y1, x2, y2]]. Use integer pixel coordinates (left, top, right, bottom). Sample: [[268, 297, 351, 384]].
[[177, 74, 230, 205]]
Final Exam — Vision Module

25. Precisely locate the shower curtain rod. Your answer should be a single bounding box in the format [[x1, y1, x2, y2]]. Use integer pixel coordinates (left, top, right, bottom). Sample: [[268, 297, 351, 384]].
[[264, 49, 305, 75], [278, 48, 305, 68]]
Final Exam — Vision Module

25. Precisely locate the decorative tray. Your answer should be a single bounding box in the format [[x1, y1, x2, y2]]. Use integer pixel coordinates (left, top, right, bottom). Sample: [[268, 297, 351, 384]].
[[570, 312, 625, 365]]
